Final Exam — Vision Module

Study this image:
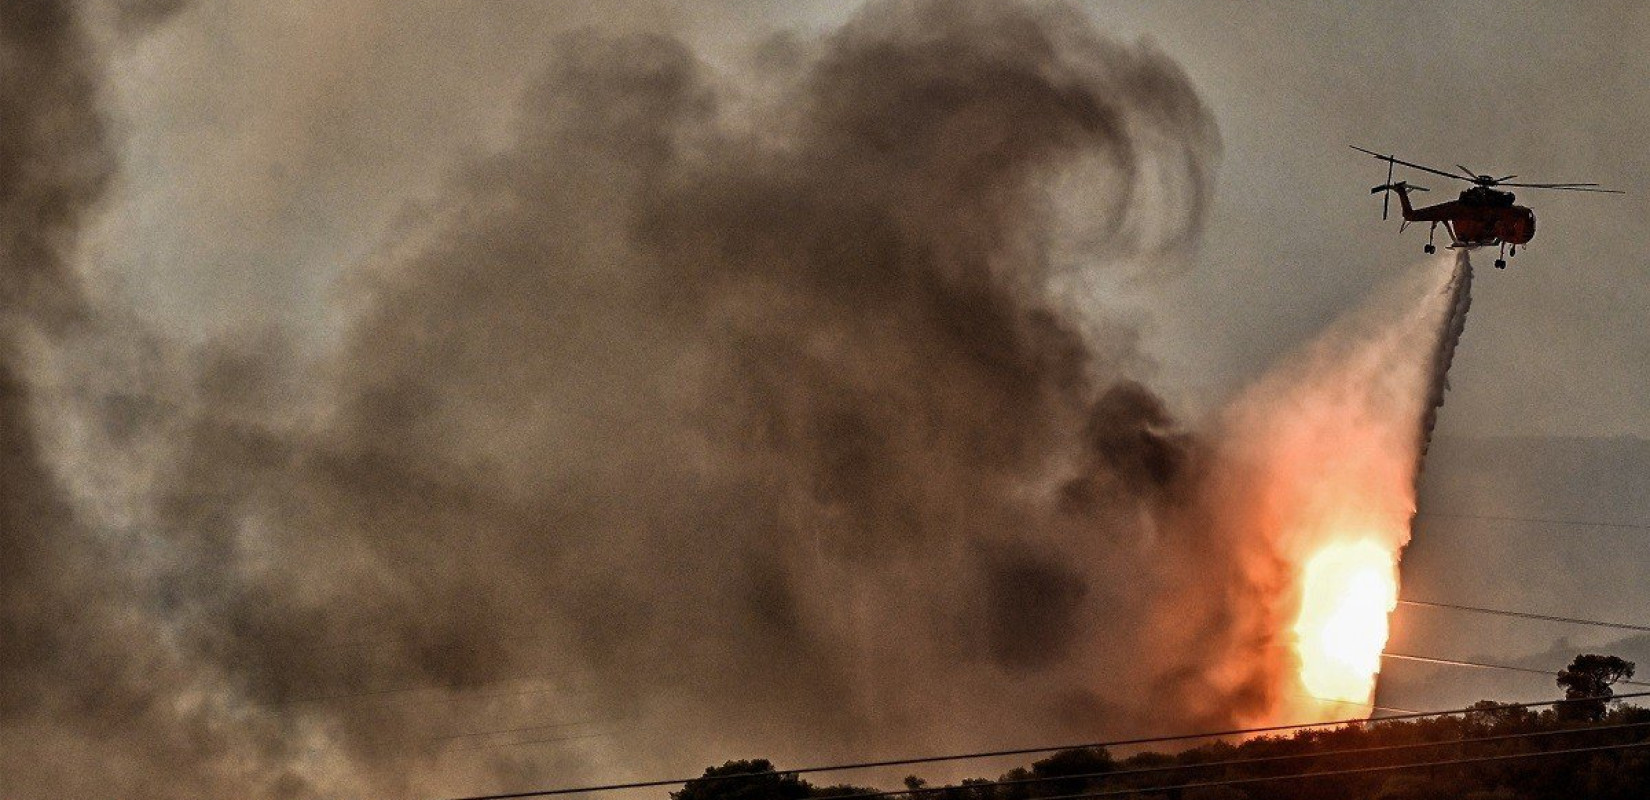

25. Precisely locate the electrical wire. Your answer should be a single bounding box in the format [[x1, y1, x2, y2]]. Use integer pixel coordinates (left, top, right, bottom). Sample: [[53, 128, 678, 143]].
[[439, 689, 1650, 800], [1302, 694, 1419, 715], [253, 669, 576, 709], [1383, 652, 1650, 687], [697, 720, 1650, 800], [1416, 510, 1650, 532], [445, 731, 611, 754], [1001, 739, 1650, 800], [1397, 598, 1650, 633], [352, 718, 612, 752]]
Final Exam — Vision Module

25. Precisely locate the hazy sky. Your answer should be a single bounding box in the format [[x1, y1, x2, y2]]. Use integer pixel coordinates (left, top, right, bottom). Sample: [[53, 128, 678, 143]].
[[1091, 0, 1649, 441], [89, 0, 1649, 438]]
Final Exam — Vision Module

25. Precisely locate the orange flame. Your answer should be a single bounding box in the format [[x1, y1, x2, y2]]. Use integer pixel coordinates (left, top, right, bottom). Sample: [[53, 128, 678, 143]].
[[1292, 540, 1398, 704]]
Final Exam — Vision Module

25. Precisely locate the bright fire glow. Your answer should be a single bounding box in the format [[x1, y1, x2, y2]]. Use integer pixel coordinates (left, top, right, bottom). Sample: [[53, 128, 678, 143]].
[[1293, 539, 1399, 704]]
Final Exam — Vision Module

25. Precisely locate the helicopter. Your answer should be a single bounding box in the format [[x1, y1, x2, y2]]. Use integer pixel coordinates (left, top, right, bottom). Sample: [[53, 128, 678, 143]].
[[1351, 145, 1622, 268]]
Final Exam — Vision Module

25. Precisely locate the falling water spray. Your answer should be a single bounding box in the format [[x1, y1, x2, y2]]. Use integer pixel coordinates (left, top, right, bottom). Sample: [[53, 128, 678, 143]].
[[1207, 251, 1475, 724], [1421, 252, 1475, 456]]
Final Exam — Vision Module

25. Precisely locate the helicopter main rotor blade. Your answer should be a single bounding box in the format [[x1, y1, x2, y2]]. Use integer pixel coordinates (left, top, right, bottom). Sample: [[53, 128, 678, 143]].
[[1456, 164, 1484, 181], [1349, 145, 1476, 184], [1500, 184, 1626, 193], [1499, 180, 1600, 188], [1350, 147, 1625, 193]]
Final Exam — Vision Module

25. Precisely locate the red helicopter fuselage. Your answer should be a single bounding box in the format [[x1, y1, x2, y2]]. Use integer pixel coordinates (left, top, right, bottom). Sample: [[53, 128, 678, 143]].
[[1389, 184, 1535, 248]]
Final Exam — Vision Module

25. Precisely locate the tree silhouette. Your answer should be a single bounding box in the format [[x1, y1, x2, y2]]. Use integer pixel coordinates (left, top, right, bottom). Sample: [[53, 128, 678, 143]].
[[671, 760, 811, 800], [673, 694, 1650, 800], [1555, 653, 1636, 721], [1027, 747, 1115, 796], [1464, 699, 1537, 732]]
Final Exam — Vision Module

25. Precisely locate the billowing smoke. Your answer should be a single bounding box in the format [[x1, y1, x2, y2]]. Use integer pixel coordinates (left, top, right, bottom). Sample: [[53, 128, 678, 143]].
[[4, 3, 333, 797], [3, 1, 1475, 797], [2, 0, 105, 716]]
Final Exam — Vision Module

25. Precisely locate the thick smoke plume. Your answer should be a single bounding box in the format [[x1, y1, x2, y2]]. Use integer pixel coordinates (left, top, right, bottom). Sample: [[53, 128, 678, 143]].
[[4, 3, 317, 797], [3, 1, 1473, 797]]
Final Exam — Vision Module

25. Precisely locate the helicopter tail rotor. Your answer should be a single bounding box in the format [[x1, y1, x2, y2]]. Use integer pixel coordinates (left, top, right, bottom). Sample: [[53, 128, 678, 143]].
[[1382, 157, 1393, 219], [1370, 180, 1428, 221], [1357, 147, 1433, 220]]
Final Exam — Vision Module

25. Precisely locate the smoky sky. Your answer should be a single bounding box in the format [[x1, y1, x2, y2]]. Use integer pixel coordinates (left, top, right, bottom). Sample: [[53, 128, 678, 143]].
[[81, 1, 1650, 445], [2, 0, 115, 716], [0, 0, 1517, 798], [0, 1, 1262, 795], [301, 0, 1238, 769]]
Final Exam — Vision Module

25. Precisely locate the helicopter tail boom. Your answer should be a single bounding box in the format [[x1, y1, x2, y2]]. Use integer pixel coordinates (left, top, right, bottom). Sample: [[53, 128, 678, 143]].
[[1370, 181, 1427, 220]]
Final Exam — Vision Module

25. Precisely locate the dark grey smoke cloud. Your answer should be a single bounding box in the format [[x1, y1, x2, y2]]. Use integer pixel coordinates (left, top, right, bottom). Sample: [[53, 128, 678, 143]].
[[299, 0, 1231, 771], [1, 0, 107, 322], [2, 1, 1288, 796], [3, 2, 301, 798], [2, 0, 111, 722]]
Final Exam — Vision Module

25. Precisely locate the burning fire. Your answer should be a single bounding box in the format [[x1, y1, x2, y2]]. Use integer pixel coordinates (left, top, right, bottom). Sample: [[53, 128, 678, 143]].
[[1209, 259, 1466, 725], [1292, 539, 1399, 704]]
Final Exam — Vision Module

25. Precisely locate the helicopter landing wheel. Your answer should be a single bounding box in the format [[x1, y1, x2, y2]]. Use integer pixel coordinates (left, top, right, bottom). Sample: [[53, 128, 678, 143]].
[[1494, 258, 1507, 269], [1424, 244, 1436, 254]]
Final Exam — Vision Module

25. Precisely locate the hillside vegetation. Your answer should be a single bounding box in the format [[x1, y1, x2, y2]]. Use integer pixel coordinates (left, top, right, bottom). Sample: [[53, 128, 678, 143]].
[[674, 700, 1650, 800]]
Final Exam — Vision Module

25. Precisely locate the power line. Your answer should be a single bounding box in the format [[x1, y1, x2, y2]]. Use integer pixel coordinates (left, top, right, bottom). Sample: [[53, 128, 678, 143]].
[[1417, 510, 1650, 532], [1007, 739, 1650, 800], [445, 732, 613, 752], [446, 731, 611, 754], [269, 679, 586, 718], [1398, 598, 1650, 634], [358, 717, 612, 751], [1302, 693, 1419, 715], [424, 720, 604, 745], [253, 669, 576, 710], [1383, 652, 1650, 687], [720, 720, 1650, 800], [438, 690, 1650, 800]]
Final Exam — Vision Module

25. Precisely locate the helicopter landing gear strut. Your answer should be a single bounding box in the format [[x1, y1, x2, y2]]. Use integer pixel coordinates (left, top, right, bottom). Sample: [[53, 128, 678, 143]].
[[1495, 242, 1508, 269], [1423, 223, 1437, 254]]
